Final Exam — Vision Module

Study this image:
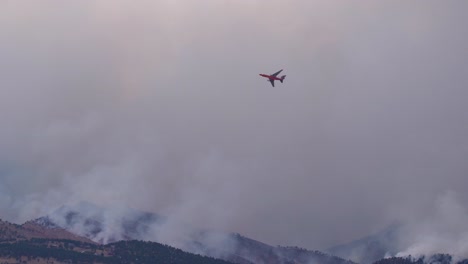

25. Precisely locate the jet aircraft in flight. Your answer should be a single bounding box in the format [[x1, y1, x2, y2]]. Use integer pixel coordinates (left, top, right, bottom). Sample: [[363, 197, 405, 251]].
[[259, 69, 286, 87]]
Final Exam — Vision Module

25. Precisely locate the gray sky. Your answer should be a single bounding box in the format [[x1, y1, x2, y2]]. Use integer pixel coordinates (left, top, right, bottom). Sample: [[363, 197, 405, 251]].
[[1, 0, 468, 254]]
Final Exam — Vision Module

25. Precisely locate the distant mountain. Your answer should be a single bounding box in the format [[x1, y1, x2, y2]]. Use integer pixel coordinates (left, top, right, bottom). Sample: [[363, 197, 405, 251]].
[[0, 237, 233, 263], [327, 224, 468, 264], [374, 254, 468, 264], [33, 201, 164, 244], [0, 218, 93, 243], [188, 232, 356, 264], [7, 206, 468, 264], [327, 223, 402, 264], [34, 202, 355, 264]]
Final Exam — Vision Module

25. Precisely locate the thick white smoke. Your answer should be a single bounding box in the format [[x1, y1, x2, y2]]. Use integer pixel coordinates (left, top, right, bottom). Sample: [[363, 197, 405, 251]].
[[397, 191, 468, 260]]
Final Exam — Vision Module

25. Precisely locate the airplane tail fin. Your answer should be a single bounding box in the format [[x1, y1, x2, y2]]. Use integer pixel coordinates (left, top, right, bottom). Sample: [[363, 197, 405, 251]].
[[280, 75, 286, 83]]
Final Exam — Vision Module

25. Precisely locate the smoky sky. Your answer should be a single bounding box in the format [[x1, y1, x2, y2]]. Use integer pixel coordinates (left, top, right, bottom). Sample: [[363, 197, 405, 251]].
[[1, 0, 468, 254]]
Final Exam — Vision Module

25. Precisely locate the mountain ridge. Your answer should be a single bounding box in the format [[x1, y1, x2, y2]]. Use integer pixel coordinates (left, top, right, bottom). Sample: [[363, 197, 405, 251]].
[[327, 223, 402, 264], [31, 202, 355, 264], [0, 218, 94, 244]]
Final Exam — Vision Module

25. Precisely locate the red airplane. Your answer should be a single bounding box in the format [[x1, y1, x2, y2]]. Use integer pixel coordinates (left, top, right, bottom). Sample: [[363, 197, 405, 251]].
[[259, 69, 286, 87]]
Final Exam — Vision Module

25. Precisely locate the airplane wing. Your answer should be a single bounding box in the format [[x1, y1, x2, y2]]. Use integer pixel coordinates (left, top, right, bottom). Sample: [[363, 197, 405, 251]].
[[271, 69, 283, 77], [269, 79, 275, 87]]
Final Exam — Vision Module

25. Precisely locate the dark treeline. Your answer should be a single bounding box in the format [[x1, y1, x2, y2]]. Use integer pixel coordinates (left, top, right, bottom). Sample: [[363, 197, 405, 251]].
[[0, 239, 232, 264], [374, 254, 468, 264]]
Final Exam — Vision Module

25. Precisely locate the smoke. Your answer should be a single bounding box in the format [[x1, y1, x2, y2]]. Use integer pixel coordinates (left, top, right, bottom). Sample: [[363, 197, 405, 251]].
[[396, 191, 468, 260], [36, 201, 242, 259], [1, 0, 468, 253]]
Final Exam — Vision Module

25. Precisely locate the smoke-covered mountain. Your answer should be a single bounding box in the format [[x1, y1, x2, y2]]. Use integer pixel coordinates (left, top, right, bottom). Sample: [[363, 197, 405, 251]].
[[33, 201, 164, 244], [0, 223, 233, 264], [0, 218, 93, 243], [326, 223, 403, 264], [33, 202, 355, 264], [4, 214, 468, 264], [325, 223, 468, 264], [187, 232, 356, 264], [374, 254, 468, 264]]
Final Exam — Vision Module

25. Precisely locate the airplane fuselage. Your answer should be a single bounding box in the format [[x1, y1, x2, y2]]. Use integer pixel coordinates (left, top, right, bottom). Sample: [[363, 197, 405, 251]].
[[259, 74, 283, 80]]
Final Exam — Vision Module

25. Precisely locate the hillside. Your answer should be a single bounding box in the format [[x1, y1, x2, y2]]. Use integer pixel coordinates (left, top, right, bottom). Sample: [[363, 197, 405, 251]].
[[327, 223, 402, 264], [213, 233, 356, 264], [374, 254, 468, 264], [0, 238, 233, 264], [0, 217, 233, 263], [34, 203, 356, 264], [0, 219, 93, 243], [33, 202, 164, 244]]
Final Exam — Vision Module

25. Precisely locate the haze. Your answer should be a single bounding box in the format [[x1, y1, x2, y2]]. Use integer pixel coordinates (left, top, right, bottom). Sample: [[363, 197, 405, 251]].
[[1, 0, 468, 255]]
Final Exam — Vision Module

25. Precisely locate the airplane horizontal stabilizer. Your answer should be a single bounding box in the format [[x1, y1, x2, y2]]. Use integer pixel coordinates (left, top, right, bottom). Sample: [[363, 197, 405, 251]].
[[280, 75, 286, 83]]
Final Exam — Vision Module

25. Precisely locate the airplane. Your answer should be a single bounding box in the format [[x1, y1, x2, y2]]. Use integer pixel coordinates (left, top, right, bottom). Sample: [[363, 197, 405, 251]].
[[259, 69, 286, 87]]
